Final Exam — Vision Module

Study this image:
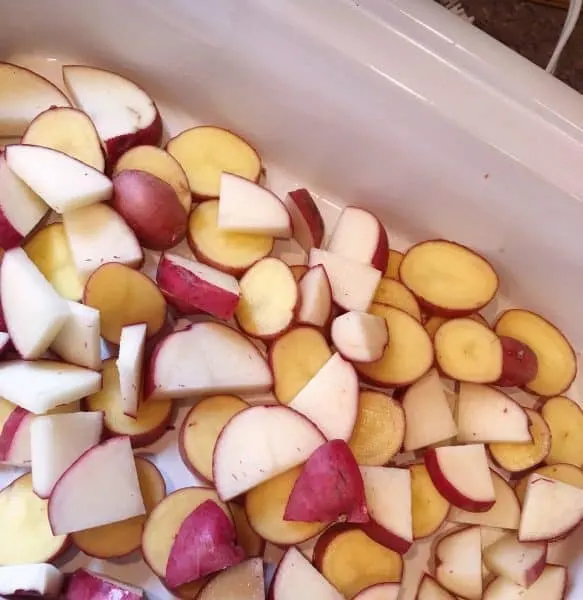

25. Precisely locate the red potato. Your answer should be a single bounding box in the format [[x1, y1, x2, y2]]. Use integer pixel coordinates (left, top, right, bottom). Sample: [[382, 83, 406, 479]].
[[62, 65, 163, 166], [116, 323, 147, 419], [235, 258, 299, 340], [65, 570, 144, 600], [515, 464, 583, 504], [0, 564, 64, 599], [410, 464, 450, 540], [424, 444, 495, 512], [187, 200, 273, 276], [283, 188, 325, 252], [0, 62, 70, 137], [111, 170, 187, 251], [0, 154, 49, 250], [284, 439, 368, 524], [297, 265, 332, 328], [0, 400, 32, 466], [373, 278, 422, 321], [399, 240, 499, 316], [331, 311, 388, 363], [114, 145, 192, 212], [218, 172, 291, 237], [167, 126, 262, 200], [327, 206, 389, 271], [156, 253, 240, 320], [195, 558, 264, 600], [22, 106, 105, 171], [165, 499, 245, 589], [483, 565, 567, 600], [497, 335, 538, 387]]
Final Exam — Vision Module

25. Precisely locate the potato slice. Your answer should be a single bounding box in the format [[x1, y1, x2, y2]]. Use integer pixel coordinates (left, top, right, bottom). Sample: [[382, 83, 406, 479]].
[[494, 310, 576, 396], [84, 359, 172, 448], [424, 313, 489, 340], [356, 304, 434, 387], [235, 258, 299, 340], [83, 263, 167, 344], [313, 525, 403, 598], [399, 240, 498, 316], [434, 318, 503, 383], [0, 473, 68, 565], [71, 457, 165, 558], [187, 201, 273, 276], [385, 250, 403, 280], [179, 395, 248, 483], [142, 487, 232, 578], [410, 463, 449, 539], [24, 223, 83, 301], [114, 145, 191, 212], [541, 396, 583, 467], [373, 278, 421, 321], [489, 409, 551, 473], [245, 466, 327, 545], [269, 326, 332, 404], [290, 265, 308, 282], [229, 503, 265, 558], [515, 464, 583, 504], [348, 390, 405, 466], [167, 126, 261, 199]]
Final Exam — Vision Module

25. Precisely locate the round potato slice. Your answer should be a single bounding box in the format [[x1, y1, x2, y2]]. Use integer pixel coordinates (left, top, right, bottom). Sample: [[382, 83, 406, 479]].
[[356, 305, 434, 387], [399, 240, 498, 316], [188, 201, 273, 276], [72, 457, 166, 558], [348, 390, 405, 466], [541, 395, 583, 467], [83, 263, 167, 344], [494, 310, 576, 397], [179, 395, 248, 483], [373, 278, 421, 321], [410, 463, 450, 539], [0, 473, 68, 565], [142, 487, 232, 578]]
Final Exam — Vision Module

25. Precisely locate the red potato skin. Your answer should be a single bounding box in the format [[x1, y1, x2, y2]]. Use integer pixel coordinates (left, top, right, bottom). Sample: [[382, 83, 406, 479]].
[[496, 336, 538, 387], [287, 189, 325, 249], [353, 583, 402, 600], [0, 211, 23, 250], [0, 406, 29, 461], [284, 440, 369, 524], [106, 109, 163, 173], [111, 170, 187, 251], [400, 240, 500, 318], [297, 265, 333, 329], [65, 569, 144, 600], [156, 254, 239, 320], [424, 449, 495, 513], [367, 212, 389, 272], [165, 126, 262, 201], [361, 519, 412, 556]]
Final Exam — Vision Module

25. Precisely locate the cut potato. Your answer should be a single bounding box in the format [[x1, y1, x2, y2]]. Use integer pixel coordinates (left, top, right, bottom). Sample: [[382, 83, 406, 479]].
[[71, 457, 165, 558], [399, 240, 498, 316], [373, 278, 422, 321], [297, 265, 332, 328], [24, 223, 83, 301], [142, 487, 232, 578], [229, 503, 265, 558], [245, 466, 327, 545], [113, 145, 191, 212], [167, 126, 261, 199], [269, 326, 332, 404], [331, 311, 388, 363], [541, 395, 583, 468], [235, 258, 298, 340], [290, 265, 308, 282], [410, 463, 450, 539], [0, 474, 68, 565], [424, 313, 489, 340], [313, 525, 403, 598], [497, 336, 539, 387], [83, 263, 167, 344], [85, 359, 172, 448], [448, 471, 520, 530], [283, 188, 325, 253], [356, 304, 434, 387], [179, 395, 248, 483], [111, 170, 187, 251], [385, 250, 403, 280], [494, 309, 576, 396], [515, 463, 583, 504], [348, 390, 405, 466], [489, 408, 551, 473], [22, 106, 105, 171], [195, 558, 264, 600], [187, 200, 273, 276], [434, 318, 503, 383], [165, 578, 208, 600]]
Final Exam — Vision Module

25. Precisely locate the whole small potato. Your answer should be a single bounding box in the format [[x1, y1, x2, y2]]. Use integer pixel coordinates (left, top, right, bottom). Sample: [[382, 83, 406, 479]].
[[112, 170, 187, 251], [497, 335, 538, 387]]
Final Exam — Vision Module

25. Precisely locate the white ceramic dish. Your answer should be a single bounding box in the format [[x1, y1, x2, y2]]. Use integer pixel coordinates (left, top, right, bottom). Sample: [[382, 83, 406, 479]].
[[2, 1, 583, 598]]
